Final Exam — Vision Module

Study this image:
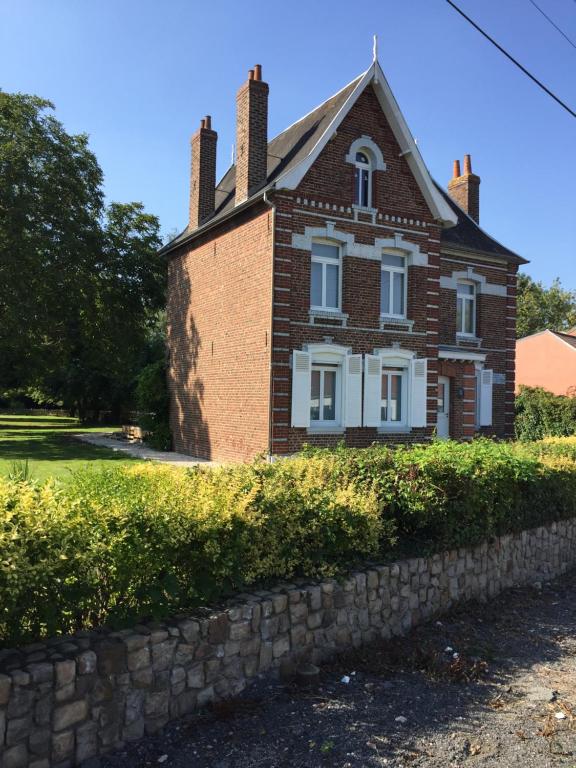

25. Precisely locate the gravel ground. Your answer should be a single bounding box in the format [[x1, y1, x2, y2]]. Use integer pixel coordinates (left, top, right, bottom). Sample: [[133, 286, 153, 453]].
[[103, 570, 576, 768]]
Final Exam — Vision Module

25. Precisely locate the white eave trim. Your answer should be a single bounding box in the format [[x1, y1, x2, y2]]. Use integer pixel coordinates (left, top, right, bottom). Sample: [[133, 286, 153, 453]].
[[272, 60, 458, 229], [438, 348, 486, 363]]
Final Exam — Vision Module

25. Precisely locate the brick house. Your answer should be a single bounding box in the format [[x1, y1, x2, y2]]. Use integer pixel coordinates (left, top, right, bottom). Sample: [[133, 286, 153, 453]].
[[162, 59, 526, 462]]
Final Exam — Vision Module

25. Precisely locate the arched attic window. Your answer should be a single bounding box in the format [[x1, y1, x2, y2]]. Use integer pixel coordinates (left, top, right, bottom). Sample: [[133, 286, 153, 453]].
[[346, 137, 386, 210], [354, 151, 372, 208]]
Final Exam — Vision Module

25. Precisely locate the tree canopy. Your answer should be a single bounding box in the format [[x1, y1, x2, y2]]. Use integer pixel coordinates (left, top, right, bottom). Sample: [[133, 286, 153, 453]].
[[516, 273, 576, 340], [0, 91, 165, 416]]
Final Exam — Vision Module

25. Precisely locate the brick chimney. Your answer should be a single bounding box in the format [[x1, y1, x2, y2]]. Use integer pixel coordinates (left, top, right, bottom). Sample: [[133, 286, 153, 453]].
[[189, 115, 217, 230], [447, 154, 481, 223], [235, 65, 269, 205]]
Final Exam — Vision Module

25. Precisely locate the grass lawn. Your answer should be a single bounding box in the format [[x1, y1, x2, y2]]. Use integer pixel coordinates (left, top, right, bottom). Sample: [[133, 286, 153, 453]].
[[0, 413, 143, 482]]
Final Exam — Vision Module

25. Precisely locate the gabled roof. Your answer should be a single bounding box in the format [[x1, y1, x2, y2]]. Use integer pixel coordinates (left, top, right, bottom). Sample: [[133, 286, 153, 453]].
[[162, 60, 524, 266], [518, 329, 576, 349]]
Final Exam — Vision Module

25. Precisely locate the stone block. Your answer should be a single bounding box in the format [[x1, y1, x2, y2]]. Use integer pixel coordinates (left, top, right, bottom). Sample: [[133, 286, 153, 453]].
[[187, 664, 205, 689], [307, 586, 322, 611], [229, 621, 251, 641], [174, 643, 195, 666], [179, 619, 201, 644], [123, 718, 145, 742], [207, 614, 229, 644], [260, 616, 279, 640], [6, 685, 34, 719], [152, 640, 176, 672], [307, 612, 322, 630], [0, 673, 12, 705], [272, 635, 290, 659], [244, 657, 258, 678], [54, 660, 76, 689], [127, 647, 150, 671], [76, 651, 97, 675], [124, 634, 149, 653], [27, 663, 53, 685], [150, 629, 169, 645], [29, 727, 51, 757], [53, 699, 88, 731], [131, 667, 153, 689], [6, 713, 32, 745], [94, 639, 127, 676], [145, 690, 169, 719], [3, 743, 29, 768], [259, 642, 273, 671], [290, 624, 306, 648], [289, 603, 308, 624], [272, 594, 288, 614], [205, 659, 221, 683], [196, 685, 215, 708], [52, 729, 74, 763]]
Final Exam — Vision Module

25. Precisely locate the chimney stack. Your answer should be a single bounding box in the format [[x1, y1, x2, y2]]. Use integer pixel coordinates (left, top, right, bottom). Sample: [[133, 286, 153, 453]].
[[235, 64, 269, 205], [447, 154, 481, 223], [189, 115, 218, 230]]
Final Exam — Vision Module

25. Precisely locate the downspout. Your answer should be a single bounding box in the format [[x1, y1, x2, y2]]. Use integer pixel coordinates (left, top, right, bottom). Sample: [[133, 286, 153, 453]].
[[263, 188, 277, 461]]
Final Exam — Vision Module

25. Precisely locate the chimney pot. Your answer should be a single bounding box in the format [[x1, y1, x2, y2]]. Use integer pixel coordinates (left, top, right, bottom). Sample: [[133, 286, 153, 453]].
[[235, 65, 269, 204], [447, 154, 480, 223], [189, 115, 218, 229]]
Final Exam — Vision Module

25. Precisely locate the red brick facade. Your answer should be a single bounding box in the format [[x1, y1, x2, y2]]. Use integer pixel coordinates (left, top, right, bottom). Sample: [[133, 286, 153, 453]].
[[165, 66, 521, 461]]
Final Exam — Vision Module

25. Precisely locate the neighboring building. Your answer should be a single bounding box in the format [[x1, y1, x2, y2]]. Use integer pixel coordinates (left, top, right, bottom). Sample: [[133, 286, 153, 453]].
[[163, 58, 526, 462], [516, 329, 576, 395]]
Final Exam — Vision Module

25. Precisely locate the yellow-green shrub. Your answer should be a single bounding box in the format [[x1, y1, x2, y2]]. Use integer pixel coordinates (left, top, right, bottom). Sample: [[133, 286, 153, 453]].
[[0, 456, 385, 645]]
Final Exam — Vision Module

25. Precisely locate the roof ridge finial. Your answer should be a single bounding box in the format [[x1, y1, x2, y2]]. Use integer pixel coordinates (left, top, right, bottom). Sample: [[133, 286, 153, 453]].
[[373, 34, 378, 63]]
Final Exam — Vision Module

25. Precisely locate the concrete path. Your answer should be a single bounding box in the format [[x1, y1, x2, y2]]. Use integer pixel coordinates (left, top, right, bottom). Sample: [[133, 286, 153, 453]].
[[74, 433, 220, 467]]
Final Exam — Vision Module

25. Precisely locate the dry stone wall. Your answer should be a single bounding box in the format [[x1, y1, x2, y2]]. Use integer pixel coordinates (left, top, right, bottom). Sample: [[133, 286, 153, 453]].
[[1, 518, 575, 768]]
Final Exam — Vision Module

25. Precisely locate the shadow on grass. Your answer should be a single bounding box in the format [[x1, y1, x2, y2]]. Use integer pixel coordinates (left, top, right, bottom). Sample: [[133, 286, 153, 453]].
[[0, 433, 132, 463]]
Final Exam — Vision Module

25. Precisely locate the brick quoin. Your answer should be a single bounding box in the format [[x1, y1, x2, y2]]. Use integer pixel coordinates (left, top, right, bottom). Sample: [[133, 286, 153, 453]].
[[164, 62, 525, 461]]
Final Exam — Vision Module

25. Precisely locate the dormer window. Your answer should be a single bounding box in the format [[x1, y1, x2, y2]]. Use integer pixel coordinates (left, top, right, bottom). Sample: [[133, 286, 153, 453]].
[[354, 151, 372, 208]]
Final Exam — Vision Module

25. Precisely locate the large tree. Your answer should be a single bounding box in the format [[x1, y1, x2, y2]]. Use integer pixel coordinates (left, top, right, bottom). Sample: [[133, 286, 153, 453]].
[[516, 273, 576, 339], [0, 91, 165, 416]]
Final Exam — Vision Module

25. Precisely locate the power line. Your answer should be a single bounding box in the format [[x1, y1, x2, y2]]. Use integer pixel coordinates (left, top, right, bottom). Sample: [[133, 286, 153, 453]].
[[526, 0, 576, 50], [445, 0, 576, 119]]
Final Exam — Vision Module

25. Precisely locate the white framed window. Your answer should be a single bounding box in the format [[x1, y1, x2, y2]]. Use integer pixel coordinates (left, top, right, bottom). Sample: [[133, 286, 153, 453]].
[[381, 367, 407, 426], [381, 252, 407, 318], [456, 280, 476, 336], [364, 350, 427, 430], [310, 365, 339, 426], [310, 240, 341, 312], [291, 346, 362, 430], [354, 151, 372, 208]]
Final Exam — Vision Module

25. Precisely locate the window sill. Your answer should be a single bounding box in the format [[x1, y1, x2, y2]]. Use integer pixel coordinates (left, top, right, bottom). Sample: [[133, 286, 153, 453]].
[[379, 316, 414, 332], [307, 426, 346, 435], [352, 204, 377, 214], [309, 309, 349, 327], [377, 425, 411, 434], [456, 334, 482, 347]]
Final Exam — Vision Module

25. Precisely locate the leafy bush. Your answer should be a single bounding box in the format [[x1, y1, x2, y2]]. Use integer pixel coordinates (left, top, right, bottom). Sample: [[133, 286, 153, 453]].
[[515, 386, 576, 441], [135, 360, 171, 450], [0, 456, 384, 645], [3, 438, 576, 646]]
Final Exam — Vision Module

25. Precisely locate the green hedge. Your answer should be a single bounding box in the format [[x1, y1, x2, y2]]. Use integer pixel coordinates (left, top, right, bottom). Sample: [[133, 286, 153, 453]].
[[2, 438, 576, 645], [516, 386, 576, 441]]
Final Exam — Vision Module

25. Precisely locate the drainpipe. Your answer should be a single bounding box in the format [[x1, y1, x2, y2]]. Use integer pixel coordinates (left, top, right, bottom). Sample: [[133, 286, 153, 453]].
[[263, 189, 276, 462]]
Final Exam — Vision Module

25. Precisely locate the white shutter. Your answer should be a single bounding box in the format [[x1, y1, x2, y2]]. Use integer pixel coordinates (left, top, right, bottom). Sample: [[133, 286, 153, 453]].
[[291, 351, 311, 428], [410, 358, 428, 428], [363, 354, 382, 427], [344, 354, 363, 427], [479, 368, 493, 426]]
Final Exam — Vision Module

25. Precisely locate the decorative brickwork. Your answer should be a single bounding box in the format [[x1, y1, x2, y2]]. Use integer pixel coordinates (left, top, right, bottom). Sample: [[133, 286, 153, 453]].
[[1, 519, 574, 768]]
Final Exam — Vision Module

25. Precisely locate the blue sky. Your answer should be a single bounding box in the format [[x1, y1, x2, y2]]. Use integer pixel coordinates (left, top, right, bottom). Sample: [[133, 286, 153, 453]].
[[1, 0, 575, 285]]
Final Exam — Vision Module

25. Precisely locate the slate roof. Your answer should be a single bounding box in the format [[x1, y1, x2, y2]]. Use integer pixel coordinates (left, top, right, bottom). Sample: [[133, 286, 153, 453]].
[[164, 73, 525, 266], [553, 331, 576, 349]]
